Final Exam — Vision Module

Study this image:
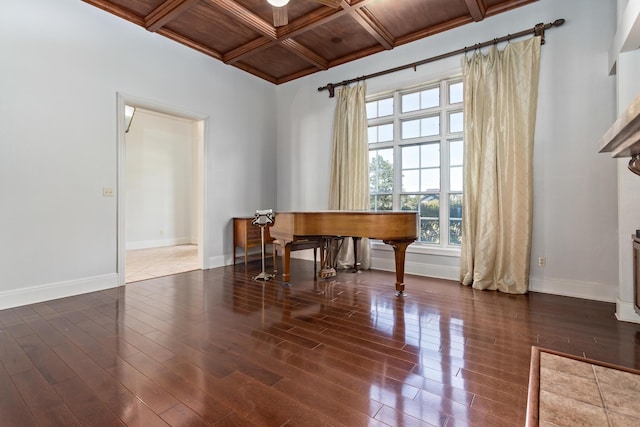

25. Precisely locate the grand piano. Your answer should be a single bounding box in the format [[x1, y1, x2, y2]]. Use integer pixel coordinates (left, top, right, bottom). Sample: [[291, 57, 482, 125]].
[[269, 211, 418, 296]]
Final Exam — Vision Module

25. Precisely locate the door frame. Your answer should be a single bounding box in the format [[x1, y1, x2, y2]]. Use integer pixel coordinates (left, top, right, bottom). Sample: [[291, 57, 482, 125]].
[[116, 93, 209, 285]]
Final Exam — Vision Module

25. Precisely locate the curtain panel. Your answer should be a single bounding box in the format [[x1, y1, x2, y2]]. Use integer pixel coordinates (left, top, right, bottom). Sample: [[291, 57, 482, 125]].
[[460, 36, 541, 294], [328, 83, 371, 270]]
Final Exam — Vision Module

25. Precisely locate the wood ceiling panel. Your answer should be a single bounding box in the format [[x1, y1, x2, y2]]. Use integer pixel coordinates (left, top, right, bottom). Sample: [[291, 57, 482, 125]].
[[164, 0, 261, 52], [238, 44, 314, 79], [81, 0, 541, 84], [293, 14, 381, 62], [366, 0, 471, 39], [236, 0, 323, 23]]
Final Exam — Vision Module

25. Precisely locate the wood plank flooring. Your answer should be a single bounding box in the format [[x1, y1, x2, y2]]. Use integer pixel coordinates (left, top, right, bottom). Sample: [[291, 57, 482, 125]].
[[1, 259, 639, 426]]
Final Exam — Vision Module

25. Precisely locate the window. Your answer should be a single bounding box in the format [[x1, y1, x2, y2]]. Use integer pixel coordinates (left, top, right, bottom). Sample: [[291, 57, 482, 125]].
[[368, 78, 463, 246]]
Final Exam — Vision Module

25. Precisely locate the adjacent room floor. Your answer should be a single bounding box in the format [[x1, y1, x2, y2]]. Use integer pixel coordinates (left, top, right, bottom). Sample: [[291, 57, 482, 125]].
[[126, 244, 199, 283]]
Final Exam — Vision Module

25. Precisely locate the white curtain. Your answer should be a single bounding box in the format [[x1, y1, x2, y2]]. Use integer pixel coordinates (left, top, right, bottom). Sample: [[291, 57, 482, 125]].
[[328, 83, 371, 270], [460, 37, 541, 294]]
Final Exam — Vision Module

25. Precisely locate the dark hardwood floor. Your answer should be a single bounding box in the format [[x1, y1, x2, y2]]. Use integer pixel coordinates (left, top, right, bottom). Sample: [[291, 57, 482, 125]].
[[1, 259, 639, 426]]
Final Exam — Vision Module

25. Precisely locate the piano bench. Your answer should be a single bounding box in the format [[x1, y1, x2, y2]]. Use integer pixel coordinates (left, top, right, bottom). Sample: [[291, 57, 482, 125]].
[[272, 239, 321, 277]]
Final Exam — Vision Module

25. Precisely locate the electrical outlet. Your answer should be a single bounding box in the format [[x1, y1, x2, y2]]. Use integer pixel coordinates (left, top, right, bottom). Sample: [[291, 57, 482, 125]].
[[538, 256, 546, 267], [103, 187, 114, 197]]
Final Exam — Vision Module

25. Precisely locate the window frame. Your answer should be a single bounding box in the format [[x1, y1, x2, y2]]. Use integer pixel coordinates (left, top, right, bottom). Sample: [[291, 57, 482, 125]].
[[368, 77, 463, 252]]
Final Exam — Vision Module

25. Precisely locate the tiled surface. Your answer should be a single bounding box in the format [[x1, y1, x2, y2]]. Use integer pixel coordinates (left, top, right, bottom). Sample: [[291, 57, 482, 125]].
[[539, 352, 640, 426], [126, 244, 199, 283]]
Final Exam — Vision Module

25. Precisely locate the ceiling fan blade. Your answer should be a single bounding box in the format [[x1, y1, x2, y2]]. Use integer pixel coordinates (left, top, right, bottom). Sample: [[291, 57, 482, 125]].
[[315, 0, 341, 8], [273, 5, 288, 27]]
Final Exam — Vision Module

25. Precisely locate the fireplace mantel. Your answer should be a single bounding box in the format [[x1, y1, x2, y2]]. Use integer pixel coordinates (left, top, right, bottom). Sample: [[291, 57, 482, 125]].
[[599, 94, 640, 157], [599, 94, 640, 174]]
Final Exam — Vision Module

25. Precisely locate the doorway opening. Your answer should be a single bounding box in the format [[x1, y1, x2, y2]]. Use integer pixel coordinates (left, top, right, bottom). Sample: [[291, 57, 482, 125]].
[[117, 94, 208, 285]]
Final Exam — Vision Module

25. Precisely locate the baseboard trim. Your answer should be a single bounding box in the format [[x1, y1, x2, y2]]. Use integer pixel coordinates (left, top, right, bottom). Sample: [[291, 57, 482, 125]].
[[126, 237, 193, 250], [615, 298, 640, 323], [0, 274, 119, 310], [528, 276, 617, 302], [209, 254, 227, 269], [371, 256, 460, 281], [374, 256, 617, 302]]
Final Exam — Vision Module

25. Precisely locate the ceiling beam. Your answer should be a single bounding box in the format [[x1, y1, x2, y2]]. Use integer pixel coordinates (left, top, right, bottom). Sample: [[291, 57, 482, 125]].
[[206, 0, 277, 40], [145, 0, 199, 32], [231, 62, 278, 84], [223, 38, 274, 64], [396, 15, 473, 46], [277, 0, 377, 39], [485, 0, 538, 18], [353, 7, 395, 50], [156, 27, 224, 60], [464, 0, 487, 22], [276, 66, 324, 84], [280, 39, 329, 70], [81, 0, 145, 26]]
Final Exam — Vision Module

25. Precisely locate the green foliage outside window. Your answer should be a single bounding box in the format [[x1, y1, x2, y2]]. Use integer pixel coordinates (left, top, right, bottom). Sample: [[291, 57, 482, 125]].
[[370, 154, 393, 211]]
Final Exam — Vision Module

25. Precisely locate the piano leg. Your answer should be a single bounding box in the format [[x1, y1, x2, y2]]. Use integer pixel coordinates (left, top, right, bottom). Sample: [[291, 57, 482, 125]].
[[280, 242, 292, 288], [352, 237, 361, 273], [385, 239, 412, 297]]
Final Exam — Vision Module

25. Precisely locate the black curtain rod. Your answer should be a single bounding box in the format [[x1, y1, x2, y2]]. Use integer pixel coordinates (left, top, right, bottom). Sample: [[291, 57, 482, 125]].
[[318, 19, 565, 98]]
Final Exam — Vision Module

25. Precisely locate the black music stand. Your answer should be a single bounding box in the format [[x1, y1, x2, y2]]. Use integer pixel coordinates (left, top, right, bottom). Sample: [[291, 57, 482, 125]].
[[252, 209, 274, 281]]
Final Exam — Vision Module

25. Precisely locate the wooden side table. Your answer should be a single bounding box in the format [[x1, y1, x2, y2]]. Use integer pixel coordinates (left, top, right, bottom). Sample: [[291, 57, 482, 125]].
[[233, 217, 274, 266]]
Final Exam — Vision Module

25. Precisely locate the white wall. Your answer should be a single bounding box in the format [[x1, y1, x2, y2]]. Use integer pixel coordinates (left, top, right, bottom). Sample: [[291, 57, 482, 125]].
[[0, 0, 277, 308], [125, 108, 195, 250], [276, 0, 619, 302]]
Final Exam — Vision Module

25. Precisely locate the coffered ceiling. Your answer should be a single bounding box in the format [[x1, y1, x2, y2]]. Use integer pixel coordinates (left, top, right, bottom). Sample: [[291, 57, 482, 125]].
[[82, 0, 538, 84]]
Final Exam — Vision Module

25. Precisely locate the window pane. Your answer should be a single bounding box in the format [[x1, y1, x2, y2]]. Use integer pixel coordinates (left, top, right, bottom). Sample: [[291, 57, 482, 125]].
[[379, 147, 393, 164], [420, 195, 439, 217], [402, 92, 420, 113], [366, 102, 377, 119], [449, 194, 462, 245], [366, 98, 394, 119], [449, 82, 463, 104], [372, 194, 393, 211], [402, 145, 419, 169], [402, 170, 419, 192], [450, 139, 463, 165], [370, 149, 393, 193], [368, 126, 377, 143], [421, 169, 440, 191], [449, 193, 462, 218], [400, 194, 420, 211], [420, 87, 440, 109], [421, 116, 440, 136], [449, 111, 463, 133], [420, 219, 440, 243], [450, 166, 463, 192], [370, 124, 394, 143], [402, 119, 420, 139], [421, 143, 439, 168], [449, 219, 462, 245], [378, 123, 393, 142], [378, 98, 393, 116]]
